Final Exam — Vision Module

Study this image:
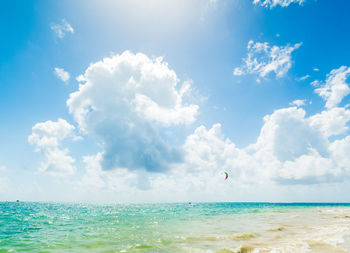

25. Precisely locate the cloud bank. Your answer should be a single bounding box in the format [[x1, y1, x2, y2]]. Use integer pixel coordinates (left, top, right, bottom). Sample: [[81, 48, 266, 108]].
[[28, 49, 350, 201], [75, 62, 350, 196]]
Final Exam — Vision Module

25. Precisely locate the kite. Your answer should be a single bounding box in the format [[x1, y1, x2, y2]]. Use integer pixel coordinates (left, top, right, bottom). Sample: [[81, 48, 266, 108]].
[[224, 172, 228, 180]]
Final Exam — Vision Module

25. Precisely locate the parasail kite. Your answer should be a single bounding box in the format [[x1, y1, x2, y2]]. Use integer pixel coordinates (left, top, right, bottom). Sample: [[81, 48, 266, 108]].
[[224, 172, 228, 180]]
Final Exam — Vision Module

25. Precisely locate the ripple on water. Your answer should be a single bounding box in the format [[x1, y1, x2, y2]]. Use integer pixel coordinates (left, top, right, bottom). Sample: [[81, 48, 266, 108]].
[[216, 245, 255, 253], [2, 203, 350, 252], [267, 226, 284, 232], [184, 233, 256, 243], [308, 241, 348, 253], [232, 233, 255, 240], [134, 244, 153, 249]]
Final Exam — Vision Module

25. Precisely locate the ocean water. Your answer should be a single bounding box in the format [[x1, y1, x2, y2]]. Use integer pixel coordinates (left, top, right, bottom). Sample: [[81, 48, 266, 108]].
[[1, 202, 350, 252]]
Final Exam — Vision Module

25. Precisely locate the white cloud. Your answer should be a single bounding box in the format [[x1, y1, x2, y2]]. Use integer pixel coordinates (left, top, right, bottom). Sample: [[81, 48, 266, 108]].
[[176, 106, 350, 186], [76, 74, 86, 82], [253, 0, 305, 8], [182, 124, 244, 174], [132, 80, 198, 126], [314, 66, 350, 109], [29, 51, 350, 200], [67, 51, 198, 172], [277, 150, 336, 183], [79, 103, 350, 196], [311, 80, 320, 87], [252, 107, 328, 163], [0, 165, 5, 172], [76, 125, 247, 201], [28, 119, 76, 176], [290, 99, 306, 107], [330, 136, 350, 175], [233, 40, 302, 80], [51, 19, 74, 39], [296, 74, 310, 81], [79, 153, 106, 189], [54, 67, 70, 83], [309, 107, 350, 137], [313, 67, 320, 72], [183, 106, 347, 185]]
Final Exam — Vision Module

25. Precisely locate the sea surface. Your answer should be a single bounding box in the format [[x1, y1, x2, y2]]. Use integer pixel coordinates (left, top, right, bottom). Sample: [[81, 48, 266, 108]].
[[1, 202, 350, 252]]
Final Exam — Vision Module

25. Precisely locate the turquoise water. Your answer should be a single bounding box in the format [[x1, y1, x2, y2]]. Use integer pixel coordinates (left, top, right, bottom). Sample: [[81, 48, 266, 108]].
[[1, 202, 350, 252]]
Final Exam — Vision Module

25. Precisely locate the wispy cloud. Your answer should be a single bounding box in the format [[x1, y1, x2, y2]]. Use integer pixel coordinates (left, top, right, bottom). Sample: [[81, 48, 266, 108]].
[[54, 67, 70, 83], [51, 19, 74, 39], [253, 0, 306, 8], [234, 40, 302, 81], [296, 74, 310, 81]]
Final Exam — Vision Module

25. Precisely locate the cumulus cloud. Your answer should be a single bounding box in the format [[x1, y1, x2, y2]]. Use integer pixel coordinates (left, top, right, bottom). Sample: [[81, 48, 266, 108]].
[[330, 136, 350, 176], [76, 127, 244, 201], [187, 106, 347, 184], [79, 153, 106, 189], [182, 124, 244, 174], [51, 19, 74, 39], [31, 50, 350, 198], [253, 107, 329, 163], [309, 107, 350, 137], [65, 52, 350, 199], [290, 99, 306, 107], [67, 51, 198, 172], [233, 40, 302, 80], [76, 75, 86, 82], [253, 0, 305, 8], [179, 106, 350, 185], [78, 102, 350, 196], [314, 66, 350, 109], [54, 67, 70, 83], [78, 153, 155, 192], [28, 119, 76, 176]]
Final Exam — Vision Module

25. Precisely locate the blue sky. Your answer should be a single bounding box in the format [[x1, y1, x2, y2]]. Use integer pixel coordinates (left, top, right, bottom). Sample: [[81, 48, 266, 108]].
[[1, 0, 350, 202]]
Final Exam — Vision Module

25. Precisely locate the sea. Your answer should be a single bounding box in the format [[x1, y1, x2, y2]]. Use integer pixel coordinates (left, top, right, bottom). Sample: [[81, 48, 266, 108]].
[[1, 202, 350, 252]]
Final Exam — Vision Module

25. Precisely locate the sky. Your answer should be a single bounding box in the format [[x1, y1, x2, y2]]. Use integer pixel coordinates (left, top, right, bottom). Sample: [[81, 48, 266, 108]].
[[1, 0, 350, 203]]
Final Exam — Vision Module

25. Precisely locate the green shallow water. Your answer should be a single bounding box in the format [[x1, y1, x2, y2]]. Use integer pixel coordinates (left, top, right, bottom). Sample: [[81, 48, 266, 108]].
[[1, 202, 350, 252]]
